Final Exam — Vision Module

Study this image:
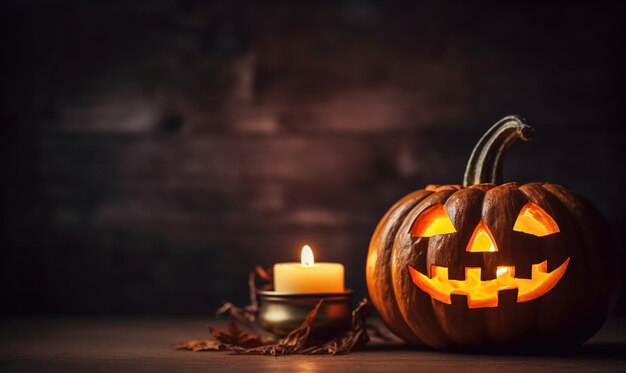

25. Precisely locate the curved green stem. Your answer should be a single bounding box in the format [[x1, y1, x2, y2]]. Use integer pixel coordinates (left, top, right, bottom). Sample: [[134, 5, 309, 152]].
[[463, 115, 534, 187]]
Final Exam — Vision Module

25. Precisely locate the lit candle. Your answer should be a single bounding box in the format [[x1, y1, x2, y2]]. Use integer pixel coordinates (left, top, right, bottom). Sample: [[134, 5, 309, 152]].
[[273, 245, 344, 293]]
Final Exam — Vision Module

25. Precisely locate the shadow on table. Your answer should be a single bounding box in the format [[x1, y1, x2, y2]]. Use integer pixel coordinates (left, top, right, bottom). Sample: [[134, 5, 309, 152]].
[[362, 341, 626, 360], [569, 342, 626, 359]]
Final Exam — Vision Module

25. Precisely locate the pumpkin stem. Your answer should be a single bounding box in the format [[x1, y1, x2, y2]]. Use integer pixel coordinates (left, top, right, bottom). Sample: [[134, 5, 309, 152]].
[[463, 115, 534, 187]]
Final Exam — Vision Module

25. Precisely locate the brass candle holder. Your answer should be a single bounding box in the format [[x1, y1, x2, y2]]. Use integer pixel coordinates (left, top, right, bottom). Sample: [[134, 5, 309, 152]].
[[257, 289, 353, 338]]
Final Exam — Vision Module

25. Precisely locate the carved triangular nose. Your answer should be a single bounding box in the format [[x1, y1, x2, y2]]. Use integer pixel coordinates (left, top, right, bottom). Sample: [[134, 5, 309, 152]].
[[466, 220, 498, 252]]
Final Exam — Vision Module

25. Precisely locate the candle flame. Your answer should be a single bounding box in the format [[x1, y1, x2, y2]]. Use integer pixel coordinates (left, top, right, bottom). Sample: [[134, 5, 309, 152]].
[[301, 245, 314, 267]]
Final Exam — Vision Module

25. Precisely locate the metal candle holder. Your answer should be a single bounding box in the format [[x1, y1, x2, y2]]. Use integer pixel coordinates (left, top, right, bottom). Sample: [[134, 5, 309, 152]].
[[257, 289, 353, 338]]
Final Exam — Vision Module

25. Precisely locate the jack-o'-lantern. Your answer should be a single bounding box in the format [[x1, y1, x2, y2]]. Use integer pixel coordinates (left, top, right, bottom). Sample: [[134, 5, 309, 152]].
[[366, 116, 620, 349]]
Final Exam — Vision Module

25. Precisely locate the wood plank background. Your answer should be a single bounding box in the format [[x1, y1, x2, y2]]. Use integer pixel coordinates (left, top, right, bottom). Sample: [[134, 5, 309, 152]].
[[1, 1, 624, 316]]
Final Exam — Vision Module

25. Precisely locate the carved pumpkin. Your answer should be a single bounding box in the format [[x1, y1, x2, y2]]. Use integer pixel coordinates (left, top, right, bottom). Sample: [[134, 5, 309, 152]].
[[366, 116, 620, 349]]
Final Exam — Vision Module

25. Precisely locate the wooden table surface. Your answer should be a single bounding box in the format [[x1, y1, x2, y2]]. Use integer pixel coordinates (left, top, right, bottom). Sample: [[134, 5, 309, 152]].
[[1, 317, 625, 372]]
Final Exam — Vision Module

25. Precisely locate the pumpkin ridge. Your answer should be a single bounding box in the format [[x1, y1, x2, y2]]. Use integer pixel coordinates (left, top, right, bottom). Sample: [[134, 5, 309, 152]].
[[488, 183, 547, 343], [539, 183, 619, 344], [466, 183, 496, 192], [525, 183, 591, 343], [430, 187, 489, 346], [367, 189, 433, 345], [392, 189, 459, 348]]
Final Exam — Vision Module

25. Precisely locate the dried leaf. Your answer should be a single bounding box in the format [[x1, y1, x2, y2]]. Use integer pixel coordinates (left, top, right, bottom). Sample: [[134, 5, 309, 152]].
[[302, 329, 364, 355], [173, 339, 223, 352], [280, 298, 321, 348], [254, 266, 273, 282], [301, 298, 372, 355], [209, 317, 274, 348], [233, 299, 323, 355], [215, 302, 257, 327]]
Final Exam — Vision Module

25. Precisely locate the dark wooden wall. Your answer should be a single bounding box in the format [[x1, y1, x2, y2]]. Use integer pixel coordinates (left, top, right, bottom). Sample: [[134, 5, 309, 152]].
[[2, 1, 624, 315]]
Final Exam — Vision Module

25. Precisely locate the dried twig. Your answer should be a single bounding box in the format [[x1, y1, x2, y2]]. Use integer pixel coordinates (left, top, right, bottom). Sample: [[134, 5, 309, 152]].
[[215, 266, 273, 325]]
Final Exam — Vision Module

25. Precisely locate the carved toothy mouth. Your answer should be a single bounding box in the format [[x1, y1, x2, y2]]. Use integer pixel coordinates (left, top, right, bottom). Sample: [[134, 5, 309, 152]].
[[408, 258, 570, 308]]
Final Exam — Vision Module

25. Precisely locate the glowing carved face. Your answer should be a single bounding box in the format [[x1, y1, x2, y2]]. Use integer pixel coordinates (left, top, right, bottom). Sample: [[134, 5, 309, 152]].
[[408, 202, 569, 308]]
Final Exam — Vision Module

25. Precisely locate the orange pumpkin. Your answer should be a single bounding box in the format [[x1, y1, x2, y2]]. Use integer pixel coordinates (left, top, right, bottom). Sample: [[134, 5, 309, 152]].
[[366, 116, 620, 349]]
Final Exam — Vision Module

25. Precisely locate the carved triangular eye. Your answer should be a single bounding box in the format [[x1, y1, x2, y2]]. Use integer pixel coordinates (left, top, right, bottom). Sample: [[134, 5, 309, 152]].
[[513, 202, 560, 237], [411, 204, 456, 237], [466, 220, 498, 252]]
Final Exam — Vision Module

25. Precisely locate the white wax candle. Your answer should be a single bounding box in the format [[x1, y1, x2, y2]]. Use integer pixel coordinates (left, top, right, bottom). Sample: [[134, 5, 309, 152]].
[[273, 245, 344, 293]]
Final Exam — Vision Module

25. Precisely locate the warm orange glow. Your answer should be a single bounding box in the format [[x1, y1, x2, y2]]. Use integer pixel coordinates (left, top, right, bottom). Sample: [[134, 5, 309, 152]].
[[411, 204, 456, 237], [466, 220, 498, 252], [408, 258, 570, 308], [513, 202, 560, 237], [301, 245, 314, 267]]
